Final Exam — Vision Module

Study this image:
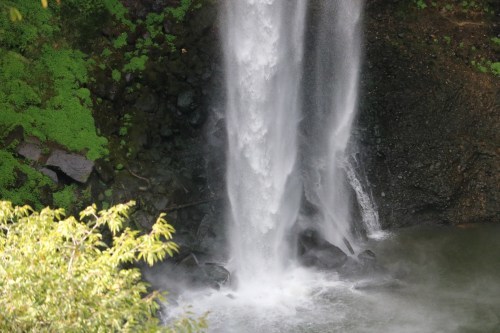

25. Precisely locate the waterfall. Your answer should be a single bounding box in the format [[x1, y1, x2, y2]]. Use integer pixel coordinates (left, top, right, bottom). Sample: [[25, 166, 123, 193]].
[[223, 0, 307, 285], [302, 0, 367, 254], [223, 0, 377, 286]]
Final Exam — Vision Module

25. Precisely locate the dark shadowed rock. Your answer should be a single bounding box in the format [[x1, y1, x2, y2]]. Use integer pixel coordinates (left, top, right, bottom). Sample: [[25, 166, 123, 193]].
[[298, 229, 348, 270], [202, 263, 230, 289], [94, 160, 114, 184], [45, 149, 94, 183], [135, 90, 159, 113], [178, 253, 200, 268], [176, 253, 230, 289], [338, 250, 387, 280], [38, 167, 58, 183], [177, 89, 195, 110]]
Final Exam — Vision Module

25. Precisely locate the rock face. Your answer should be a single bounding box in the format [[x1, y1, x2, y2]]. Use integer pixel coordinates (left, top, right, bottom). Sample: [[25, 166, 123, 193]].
[[46, 150, 94, 183], [298, 229, 348, 270], [357, 1, 499, 227]]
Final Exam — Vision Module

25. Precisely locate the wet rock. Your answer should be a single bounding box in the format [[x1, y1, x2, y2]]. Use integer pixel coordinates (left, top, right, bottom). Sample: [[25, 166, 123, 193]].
[[358, 250, 376, 262], [177, 89, 195, 110], [178, 253, 200, 268], [153, 196, 169, 211], [132, 210, 155, 230], [135, 90, 159, 113], [176, 253, 230, 289], [159, 125, 174, 138], [188, 108, 206, 128], [94, 160, 114, 183], [202, 263, 230, 289], [45, 150, 94, 183], [17, 142, 42, 162], [298, 229, 348, 270], [339, 250, 386, 280]]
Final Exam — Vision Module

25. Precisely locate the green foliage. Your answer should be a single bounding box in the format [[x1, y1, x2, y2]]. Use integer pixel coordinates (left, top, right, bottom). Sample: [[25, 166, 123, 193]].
[[112, 68, 122, 82], [489, 62, 500, 76], [123, 54, 149, 72], [59, 0, 106, 17], [103, 0, 135, 30], [0, 1, 57, 52], [414, 0, 428, 10], [113, 32, 128, 49], [52, 184, 77, 211], [0, 151, 53, 209], [0, 1, 109, 161], [0, 48, 109, 161], [0, 200, 207, 332], [166, 0, 198, 22], [471, 59, 499, 75]]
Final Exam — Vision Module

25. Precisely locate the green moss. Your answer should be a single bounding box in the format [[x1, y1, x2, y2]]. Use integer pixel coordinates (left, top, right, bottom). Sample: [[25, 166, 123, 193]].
[[123, 55, 148, 72], [0, 1, 57, 52], [490, 62, 500, 76], [103, 0, 135, 30], [112, 69, 121, 82], [0, 47, 109, 161], [0, 150, 53, 209], [166, 0, 195, 22], [113, 32, 128, 49], [53, 184, 77, 210], [104, 189, 113, 198]]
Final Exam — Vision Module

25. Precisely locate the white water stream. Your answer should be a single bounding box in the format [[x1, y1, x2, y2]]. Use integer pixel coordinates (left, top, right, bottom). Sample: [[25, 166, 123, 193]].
[[224, 0, 307, 287], [225, 0, 377, 283]]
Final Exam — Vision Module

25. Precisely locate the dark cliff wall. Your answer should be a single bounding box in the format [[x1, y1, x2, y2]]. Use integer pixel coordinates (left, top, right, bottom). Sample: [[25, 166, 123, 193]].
[[91, 0, 498, 248], [358, 0, 499, 227]]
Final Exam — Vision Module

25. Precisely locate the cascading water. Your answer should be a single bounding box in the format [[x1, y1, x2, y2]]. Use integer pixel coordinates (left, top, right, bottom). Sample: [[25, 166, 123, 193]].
[[223, 0, 307, 286], [345, 155, 383, 238], [302, 0, 369, 254]]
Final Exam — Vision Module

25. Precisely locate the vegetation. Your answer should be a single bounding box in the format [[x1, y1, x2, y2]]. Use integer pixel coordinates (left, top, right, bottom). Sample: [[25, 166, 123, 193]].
[[0, 200, 207, 332], [0, 150, 53, 209], [412, 0, 498, 76], [0, 1, 111, 209]]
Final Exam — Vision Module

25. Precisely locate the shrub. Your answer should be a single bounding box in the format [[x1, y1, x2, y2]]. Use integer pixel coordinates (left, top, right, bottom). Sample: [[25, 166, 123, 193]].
[[0, 200, 207, 332]]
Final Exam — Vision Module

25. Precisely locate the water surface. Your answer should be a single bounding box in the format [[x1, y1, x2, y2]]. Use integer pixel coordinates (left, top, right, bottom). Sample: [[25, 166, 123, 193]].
[[166, 224, 500, 333]]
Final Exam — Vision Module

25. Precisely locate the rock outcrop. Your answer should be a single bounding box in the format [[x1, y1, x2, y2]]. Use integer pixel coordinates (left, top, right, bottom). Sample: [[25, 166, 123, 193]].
[[46, 149, 94, 183], [357, 1, 499, 227]]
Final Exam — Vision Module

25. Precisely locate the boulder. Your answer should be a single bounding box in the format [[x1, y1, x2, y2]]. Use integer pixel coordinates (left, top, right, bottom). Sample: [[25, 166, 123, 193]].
[[45, 149, 94, 183], [176, 253, 230, 289], [298, 229, 348, 270], [17, 142, 42, 162]]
